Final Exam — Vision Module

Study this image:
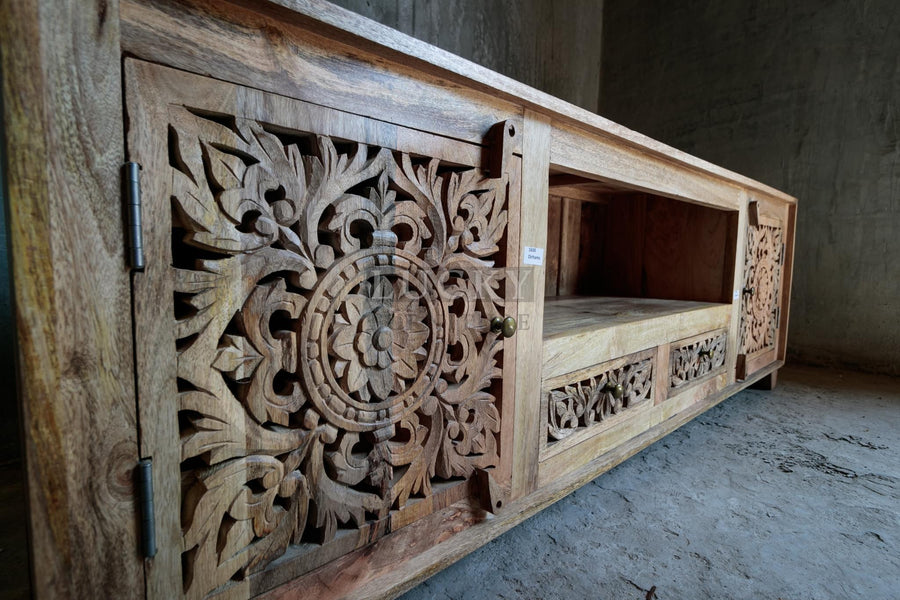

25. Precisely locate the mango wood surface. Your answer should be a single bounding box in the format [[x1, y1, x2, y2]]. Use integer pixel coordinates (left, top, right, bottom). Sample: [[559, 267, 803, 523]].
[[262, 361, 782, 600], [668, 329, 729, 395], [542, 298, 732, 382], [120, 0, 523, 152], [557, 198, 582, 296], [0, 0, 144, 598], [550, 123, 745, 211], [127, 59, 521, 599], [3, 1, 799, 598], [244, 0, 797, 208], [544, 196, 563, 296], [542, 348, 656, 458], [510, 111, 551, 500]]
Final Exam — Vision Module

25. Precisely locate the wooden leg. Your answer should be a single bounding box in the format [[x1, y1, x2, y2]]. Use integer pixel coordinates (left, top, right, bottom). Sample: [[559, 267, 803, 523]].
[[750, 370, 778, 390]]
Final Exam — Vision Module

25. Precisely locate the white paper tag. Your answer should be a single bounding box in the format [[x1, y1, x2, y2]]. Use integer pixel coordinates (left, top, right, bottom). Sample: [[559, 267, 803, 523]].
[[733, 289, 740, 301], [523, 246, 544, 266]]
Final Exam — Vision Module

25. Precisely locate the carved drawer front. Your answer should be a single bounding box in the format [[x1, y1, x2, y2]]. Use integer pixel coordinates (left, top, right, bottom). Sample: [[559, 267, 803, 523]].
[[738, 214, 784, 377], [126, 60, 521, 599], [542, 348, 654, 456], [669, 330, 728, 391]]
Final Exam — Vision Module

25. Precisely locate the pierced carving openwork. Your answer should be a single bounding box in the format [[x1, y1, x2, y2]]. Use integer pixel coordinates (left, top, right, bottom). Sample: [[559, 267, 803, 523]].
[[740, 223, 783, 355], [547, 357, 653, 442], [670, 332, 728, 389], [168, 108, 511, 598]]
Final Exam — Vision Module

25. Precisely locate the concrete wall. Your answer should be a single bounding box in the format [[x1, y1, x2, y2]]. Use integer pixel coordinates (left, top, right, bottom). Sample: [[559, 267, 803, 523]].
[[329, 0, 604, 111], [601, 0, 900, 376]]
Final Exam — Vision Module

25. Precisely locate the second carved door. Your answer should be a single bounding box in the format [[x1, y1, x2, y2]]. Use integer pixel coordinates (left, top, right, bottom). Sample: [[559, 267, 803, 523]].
[[737, 205, 785, 379]]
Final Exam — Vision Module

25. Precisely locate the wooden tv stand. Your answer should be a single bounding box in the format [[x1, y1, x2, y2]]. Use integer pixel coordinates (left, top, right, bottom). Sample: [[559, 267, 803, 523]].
[[3, 1, 796, 599]]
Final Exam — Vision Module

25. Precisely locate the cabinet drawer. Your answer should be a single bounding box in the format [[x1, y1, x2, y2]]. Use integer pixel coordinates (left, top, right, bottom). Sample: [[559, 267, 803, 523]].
[[542, 348, 655, 457], [669, 329, 728, 392]]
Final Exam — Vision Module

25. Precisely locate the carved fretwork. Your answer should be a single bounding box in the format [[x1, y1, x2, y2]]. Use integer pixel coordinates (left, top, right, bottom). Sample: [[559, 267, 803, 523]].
[[740, 223, 783, 355], [168, 108, 510, 599], [670, 332, 728, 389], [547, 357, 653, 442]]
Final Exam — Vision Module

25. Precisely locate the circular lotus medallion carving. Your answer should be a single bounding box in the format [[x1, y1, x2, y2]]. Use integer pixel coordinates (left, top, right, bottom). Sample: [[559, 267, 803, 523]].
[[300, 248, 447, 432]]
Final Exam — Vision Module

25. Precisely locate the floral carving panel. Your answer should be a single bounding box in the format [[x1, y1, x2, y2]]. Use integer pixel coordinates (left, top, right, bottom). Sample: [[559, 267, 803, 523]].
[[547, 357, 653, 442], [740, 223, 783, 355], [168, 108, 511, 598], [670, 332, 728, 389]]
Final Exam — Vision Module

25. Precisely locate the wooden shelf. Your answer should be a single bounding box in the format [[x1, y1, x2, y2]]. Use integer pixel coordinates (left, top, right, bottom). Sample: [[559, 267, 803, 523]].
[[543, 296, 726, 340], [541, 296, 732, 380]]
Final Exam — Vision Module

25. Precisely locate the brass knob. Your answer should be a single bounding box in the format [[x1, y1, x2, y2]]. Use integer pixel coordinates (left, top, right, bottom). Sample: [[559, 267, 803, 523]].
[[491, 316, 517, 338], [605, 382, 625, 400], [698, 349, 714, 359]]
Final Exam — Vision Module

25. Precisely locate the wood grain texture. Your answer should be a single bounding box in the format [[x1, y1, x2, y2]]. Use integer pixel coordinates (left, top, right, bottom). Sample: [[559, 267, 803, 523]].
[[557, 198, 581, 296], [544, 196, 562, 296], [542, 298, 732, 380], [543, 348, 655, 453], [739, 217, 784, 356], [261, 359, 782, 600], [669, 329, 728, 392], [245, 0, 798, 206], [0, 0, 144, 597], [777, 203, 797, 363], [550, 123, 746, 212], [510, 110, 551, 500], [120, 0, 522, 152], [127, 60, 519, 599]]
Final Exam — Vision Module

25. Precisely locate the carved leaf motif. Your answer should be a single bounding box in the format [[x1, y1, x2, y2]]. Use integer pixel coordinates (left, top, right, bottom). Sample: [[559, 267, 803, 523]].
[[212, 334, 262, 381], [547, 358, 653, 442], [670, 332, 728, 389], [447, 170, 508, 259], [740, 224, 783, 355], [305, 438, 385, 544], [182, 456, 289, 600]]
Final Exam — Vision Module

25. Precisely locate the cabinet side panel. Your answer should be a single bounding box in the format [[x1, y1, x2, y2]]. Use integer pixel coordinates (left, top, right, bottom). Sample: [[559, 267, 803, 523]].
[[0, 0, 144, 597]]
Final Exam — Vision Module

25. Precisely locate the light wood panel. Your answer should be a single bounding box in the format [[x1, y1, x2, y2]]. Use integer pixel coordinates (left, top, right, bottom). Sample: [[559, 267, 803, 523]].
[[247, 0, 798, 207], [551, 123, 745, 211], [543, 298, 732, 379], [544, 196, 562, 296], [120, 0, 522, 152], [1, 2, 799, 597], [261, 360, 782, 600], [510, 110, 551, 499], [557, 198, 582, 296], [127, 59, 522, 599], [0, 0, 144, 597]]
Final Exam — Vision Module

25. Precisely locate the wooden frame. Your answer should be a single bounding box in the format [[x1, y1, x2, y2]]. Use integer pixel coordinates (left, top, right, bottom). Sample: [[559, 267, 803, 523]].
[[1, 1, 797, 598]]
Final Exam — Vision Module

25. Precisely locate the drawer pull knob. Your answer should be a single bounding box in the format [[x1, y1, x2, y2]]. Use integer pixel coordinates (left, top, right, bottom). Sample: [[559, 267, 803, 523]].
[[604, 382, 625, 400], [490, 316, 517, 338], [698, 349, 714, 359], [743, 287, 754, 296]]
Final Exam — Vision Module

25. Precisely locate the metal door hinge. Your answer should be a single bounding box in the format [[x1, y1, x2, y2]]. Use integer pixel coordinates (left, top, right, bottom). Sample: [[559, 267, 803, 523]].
[[137, 458, 157, 558], [123, 162, 145, 270]]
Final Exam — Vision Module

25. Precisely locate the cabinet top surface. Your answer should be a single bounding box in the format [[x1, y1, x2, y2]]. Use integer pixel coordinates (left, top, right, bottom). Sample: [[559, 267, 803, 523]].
[[251, 0, 796, 204]]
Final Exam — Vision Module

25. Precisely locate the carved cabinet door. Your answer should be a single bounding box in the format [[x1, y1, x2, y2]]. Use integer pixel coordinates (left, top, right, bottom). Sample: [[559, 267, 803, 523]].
[[126, 60, 520, 599], [737, 206, 785, 379]]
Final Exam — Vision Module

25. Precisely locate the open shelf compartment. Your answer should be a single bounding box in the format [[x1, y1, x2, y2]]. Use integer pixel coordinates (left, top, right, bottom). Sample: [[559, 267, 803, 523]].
[[540, 173, 739, 378]]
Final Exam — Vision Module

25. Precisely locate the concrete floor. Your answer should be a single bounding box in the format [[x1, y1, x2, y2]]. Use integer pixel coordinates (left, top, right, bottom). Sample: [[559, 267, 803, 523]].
[[400, 366, 900, 600]]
